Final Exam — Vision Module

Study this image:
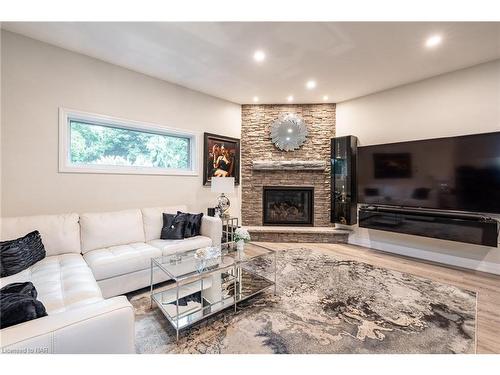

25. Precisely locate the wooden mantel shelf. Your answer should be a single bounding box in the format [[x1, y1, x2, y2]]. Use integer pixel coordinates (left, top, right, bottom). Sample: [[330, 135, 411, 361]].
[[252, 160, 327, 171]]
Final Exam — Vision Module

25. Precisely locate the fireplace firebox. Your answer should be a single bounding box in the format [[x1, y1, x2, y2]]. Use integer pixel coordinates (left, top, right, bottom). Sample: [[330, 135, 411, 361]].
[[263, 187, 314, 226]]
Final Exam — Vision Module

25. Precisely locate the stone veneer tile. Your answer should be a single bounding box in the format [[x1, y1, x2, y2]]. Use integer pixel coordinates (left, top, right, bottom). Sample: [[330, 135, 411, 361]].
[[248, 231, 349, 243], [241, 104, 336, 226]]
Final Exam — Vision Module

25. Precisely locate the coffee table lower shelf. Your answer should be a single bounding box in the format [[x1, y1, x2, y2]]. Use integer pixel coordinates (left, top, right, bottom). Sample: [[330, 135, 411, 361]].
[[151, 269, 275, 340]]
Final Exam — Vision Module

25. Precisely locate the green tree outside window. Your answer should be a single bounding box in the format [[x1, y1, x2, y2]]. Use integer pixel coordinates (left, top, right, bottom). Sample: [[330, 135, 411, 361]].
[[69, 121, 190, 170]]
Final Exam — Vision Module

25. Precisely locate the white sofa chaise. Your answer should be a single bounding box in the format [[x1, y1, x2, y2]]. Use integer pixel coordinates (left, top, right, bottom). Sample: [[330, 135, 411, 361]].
[[0, 205, 222, 353]]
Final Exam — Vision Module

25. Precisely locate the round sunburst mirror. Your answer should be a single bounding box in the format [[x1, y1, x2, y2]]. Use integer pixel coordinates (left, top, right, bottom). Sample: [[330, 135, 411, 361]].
[[270, 113, 308, 151]]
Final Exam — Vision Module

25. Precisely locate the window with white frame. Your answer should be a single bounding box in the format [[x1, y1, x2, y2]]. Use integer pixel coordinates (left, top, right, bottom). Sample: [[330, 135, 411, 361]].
[[59, 109, 197, 175]]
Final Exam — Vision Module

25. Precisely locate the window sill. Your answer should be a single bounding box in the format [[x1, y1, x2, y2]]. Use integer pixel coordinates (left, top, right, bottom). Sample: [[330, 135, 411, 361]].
[[59, 165, 199, 176]]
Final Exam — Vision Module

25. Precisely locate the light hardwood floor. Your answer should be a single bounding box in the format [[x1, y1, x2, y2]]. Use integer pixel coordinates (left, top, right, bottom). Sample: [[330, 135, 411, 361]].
[[256, 241, 500, 354]]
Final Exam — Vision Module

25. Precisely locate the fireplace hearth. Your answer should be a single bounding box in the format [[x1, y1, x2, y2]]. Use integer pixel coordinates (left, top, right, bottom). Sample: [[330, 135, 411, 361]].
[[263, 187, 314, 226]]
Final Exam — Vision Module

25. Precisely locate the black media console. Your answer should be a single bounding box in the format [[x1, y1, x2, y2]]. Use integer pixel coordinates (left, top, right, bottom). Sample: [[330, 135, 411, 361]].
[[358, 205, 499, 247]]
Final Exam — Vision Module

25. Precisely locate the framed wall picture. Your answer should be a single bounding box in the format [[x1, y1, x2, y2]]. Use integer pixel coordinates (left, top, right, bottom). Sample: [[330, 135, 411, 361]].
[[203, 132, 240, 185]]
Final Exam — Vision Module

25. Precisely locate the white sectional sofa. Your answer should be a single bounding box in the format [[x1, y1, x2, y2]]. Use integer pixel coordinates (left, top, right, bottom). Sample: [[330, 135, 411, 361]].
[[0, 205, 222, 353]]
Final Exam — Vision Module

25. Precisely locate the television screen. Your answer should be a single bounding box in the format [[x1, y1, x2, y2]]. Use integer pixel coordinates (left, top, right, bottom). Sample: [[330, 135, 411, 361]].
[[357, 132, 500, 214]]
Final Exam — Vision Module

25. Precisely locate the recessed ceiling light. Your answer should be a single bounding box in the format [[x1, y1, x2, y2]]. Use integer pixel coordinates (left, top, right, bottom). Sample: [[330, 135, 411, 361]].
[[323, 95, 329, 101], [306, 80, 317, 90], [287, 95, 294, 102], [425, 35, 442, 48], [287, 128, 293, 133], [286, 137, 291, 141], [253, 96, 259, 103], [253, 50, 266, 62]]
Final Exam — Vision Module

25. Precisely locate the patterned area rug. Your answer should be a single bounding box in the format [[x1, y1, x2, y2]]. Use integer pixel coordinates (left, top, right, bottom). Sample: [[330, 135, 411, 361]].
[[128, 247, 477, 354]]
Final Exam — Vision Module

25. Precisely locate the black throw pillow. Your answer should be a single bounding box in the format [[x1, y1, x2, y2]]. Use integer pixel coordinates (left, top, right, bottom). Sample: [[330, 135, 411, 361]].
[[0, 282, 48, 329], [0, 231, 46, 278], [160, 213, 186, 240], [177, 211, 203, 238], [0, 282, 39, 298]]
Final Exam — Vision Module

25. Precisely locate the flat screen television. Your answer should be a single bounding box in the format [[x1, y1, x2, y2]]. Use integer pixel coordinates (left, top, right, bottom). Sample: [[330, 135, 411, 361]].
[[357, 131, 500, 214]]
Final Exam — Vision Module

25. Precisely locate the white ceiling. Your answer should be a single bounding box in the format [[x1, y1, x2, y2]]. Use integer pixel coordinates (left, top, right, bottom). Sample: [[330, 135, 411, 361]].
[[3, 22, 500, 104]]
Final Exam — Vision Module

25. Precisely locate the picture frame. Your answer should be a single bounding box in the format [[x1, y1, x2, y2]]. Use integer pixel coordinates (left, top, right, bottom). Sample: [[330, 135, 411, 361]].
[[203, 132, 240, 185]]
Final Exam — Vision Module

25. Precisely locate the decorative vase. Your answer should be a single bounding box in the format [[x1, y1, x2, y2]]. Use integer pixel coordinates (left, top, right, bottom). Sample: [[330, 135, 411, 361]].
[[236, 240, 245, 259], [196, 258, 207, 273]]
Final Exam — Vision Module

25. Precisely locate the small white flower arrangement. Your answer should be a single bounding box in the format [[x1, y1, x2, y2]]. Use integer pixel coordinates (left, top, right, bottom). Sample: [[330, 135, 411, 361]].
[[194, 246, 221, 260], [234, 227, 251, 243], [194, 248, 208, 259]]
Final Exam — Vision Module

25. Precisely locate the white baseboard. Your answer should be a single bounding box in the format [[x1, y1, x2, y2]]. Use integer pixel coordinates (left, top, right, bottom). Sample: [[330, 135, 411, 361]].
[[349, 237, 500, 275]]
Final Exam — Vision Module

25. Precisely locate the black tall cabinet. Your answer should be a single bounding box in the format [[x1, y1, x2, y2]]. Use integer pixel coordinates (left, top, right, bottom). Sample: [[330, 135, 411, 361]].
[[331, 135, 358, 225]]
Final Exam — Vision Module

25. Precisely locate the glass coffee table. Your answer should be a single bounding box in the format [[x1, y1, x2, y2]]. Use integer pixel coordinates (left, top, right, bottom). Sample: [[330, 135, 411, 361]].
[[150, 242, 277, 341]]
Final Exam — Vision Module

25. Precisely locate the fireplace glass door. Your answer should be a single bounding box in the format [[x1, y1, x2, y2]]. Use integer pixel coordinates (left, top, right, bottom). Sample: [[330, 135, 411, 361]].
[[263, 187, 314, 226]]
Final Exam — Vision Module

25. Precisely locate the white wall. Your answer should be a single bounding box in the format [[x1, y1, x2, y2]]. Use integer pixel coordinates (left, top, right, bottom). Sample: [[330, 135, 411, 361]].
[[337, 59, 500, 274], [1, 31, 241, 218], [0, 30, 3, 218]]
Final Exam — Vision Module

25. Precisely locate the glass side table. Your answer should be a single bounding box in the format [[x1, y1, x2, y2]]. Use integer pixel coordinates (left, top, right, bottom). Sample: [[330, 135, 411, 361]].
[[221, 216, 239, 248]]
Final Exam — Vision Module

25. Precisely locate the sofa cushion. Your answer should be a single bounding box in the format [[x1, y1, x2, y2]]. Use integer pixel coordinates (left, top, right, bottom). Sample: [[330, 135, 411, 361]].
[[0, 254, 103, 315], [148, 235, 212, 256], [1, 213, 81, 256], [141, 205, 188, 241], [1, 231, 46, 277], [80, 209, 145, 254], [83, 242, 162, 281]]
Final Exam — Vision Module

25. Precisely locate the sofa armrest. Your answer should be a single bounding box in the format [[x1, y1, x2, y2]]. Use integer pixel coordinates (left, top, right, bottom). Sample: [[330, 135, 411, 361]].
[[0, 296, 135, 354], [200, 216, 222, 247]]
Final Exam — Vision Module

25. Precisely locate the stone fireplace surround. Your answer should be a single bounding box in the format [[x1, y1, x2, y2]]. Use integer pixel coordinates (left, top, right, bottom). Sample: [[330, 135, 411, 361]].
[[241, 103, 349, 243], [241, 103, 335, 227]]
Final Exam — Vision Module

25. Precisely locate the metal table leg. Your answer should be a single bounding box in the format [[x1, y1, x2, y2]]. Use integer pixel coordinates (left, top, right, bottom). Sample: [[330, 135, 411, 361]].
[[274, 251, 277, 295], [233, 264, 237, 312], [176, 280, 179, 342], [150, 259, 154, 308]]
